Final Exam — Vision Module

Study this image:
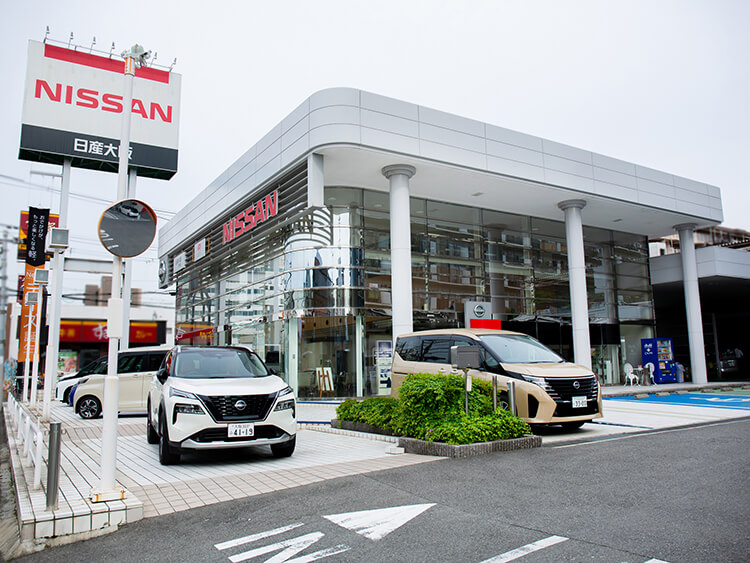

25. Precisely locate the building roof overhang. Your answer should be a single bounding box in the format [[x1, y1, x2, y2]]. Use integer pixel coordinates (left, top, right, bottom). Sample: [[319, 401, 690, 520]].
[[159, 88, 723, 260]]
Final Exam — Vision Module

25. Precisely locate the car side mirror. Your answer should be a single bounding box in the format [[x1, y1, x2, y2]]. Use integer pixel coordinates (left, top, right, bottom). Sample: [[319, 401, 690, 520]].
[[268, 367, 278, 375], [156, 367, 169, 383]]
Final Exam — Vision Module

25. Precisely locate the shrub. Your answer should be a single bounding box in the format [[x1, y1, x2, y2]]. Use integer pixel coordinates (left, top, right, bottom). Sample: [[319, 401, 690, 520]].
[[335, 373, 530, 444], [335, 397, 400, 429], [427, 410, 531, 445]]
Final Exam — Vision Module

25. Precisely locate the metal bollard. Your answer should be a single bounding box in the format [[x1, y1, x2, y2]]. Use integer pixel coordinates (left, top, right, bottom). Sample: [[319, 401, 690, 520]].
[[492, 375, 498, 411], [46, 422, 62, 511], [508, 379, 517, 416]]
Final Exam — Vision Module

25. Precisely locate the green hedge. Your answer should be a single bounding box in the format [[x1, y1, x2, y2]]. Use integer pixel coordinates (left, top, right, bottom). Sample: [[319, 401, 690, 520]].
[[335, 372, 531, 445]]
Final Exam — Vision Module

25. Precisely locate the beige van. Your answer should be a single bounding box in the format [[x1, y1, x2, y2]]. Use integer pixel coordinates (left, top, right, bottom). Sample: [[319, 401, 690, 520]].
[[391, 328, 602, 428]]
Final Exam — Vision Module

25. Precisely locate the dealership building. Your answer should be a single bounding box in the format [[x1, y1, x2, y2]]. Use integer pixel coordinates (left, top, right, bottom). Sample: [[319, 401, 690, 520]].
[[158, 88, 723, 398]]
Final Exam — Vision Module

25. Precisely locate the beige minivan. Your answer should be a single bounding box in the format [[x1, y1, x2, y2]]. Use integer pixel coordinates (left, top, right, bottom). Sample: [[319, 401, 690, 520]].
[[391, 328, 602, 429]]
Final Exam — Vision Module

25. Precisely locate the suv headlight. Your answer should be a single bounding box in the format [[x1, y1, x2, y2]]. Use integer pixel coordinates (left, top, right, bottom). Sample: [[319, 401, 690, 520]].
[[170, 387, 198, 400], [274, 386, 295, 414], [170, 387, 204, 416], [521, 375, 548, 388]]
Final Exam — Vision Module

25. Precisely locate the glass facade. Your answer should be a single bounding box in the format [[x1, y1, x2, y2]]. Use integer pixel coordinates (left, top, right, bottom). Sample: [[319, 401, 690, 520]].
[[173, 179, 655, 397]]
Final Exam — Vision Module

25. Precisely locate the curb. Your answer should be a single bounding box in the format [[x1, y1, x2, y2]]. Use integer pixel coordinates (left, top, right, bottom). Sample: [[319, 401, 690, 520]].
[[397, 435, 542, 458], [331, 419, 542, 458]]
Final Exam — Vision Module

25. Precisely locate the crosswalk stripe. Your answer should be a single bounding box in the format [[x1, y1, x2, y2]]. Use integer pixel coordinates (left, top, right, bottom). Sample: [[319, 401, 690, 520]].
[[479, 535, 569, 562]]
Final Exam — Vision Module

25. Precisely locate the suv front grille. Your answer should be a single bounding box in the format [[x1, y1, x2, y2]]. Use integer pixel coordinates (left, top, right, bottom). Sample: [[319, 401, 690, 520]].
[[544, 376, 599, 417], [197, 393, 276, 422]]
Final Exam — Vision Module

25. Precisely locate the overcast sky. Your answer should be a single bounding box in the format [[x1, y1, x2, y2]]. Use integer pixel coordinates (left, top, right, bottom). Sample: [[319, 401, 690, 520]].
[[1, 0, 748, 305]]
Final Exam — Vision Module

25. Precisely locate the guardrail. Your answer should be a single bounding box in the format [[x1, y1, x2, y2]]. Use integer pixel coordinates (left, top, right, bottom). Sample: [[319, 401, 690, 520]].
[[6, 393, 45, 489]]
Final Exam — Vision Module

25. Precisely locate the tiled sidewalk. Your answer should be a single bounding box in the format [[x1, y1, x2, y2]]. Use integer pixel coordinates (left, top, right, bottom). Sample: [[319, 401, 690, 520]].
[[2, 399, 440, 554]]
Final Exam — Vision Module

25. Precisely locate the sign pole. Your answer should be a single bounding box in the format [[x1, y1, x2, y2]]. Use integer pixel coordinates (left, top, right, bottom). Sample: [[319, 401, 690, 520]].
[[42, 158, 70, 420], [120, 169, 137, 350], [30, 289, 45, 406], [96, 45, 146, 502], [22, 302, 34, 402]]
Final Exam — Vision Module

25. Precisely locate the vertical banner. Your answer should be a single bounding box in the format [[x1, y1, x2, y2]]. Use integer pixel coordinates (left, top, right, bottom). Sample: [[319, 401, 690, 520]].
[[18, 207, 49, 363]]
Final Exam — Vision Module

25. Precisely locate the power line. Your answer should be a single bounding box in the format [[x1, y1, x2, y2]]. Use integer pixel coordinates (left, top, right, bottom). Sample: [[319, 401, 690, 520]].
[[0, 174, 177, 220]]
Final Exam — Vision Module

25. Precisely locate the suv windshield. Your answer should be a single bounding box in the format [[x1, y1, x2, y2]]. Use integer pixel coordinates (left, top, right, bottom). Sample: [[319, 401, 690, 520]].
[[173, 348, 269, 379], [480, 334, 563, 364]]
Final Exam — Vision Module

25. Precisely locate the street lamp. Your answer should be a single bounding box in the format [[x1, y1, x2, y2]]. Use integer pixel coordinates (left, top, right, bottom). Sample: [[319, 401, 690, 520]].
[[29, 268, 49, 407], [42, 227, 70, 419], [22, 291, 39, 403]]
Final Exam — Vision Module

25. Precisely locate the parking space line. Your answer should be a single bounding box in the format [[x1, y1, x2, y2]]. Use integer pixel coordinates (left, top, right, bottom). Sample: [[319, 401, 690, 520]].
[[479, 535, 568, 562]]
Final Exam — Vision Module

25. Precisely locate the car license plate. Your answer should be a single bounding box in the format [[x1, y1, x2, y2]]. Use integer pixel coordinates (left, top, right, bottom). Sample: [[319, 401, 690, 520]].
[[227, 423, 255, 437], [572, 396, 587, 408]]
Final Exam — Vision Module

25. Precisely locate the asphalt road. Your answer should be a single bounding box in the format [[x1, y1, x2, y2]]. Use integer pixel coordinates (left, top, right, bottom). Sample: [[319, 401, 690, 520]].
[[17, 417, 750, 563]]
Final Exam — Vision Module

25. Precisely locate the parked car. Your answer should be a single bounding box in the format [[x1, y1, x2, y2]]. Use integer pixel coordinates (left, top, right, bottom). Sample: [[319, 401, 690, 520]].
[[391, 328, 602, 429], [56, 356, 108, 404], [147, 345, 296, 465], [73, 346, 171, 419]]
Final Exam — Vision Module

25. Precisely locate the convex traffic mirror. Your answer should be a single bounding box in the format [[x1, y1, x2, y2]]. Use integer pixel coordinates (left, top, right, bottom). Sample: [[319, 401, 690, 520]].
[[98, 199, 157, 258]]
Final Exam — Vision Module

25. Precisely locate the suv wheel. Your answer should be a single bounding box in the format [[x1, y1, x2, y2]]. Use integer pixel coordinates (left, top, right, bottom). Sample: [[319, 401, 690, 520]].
[[271, 436, 296, 458], [158, 411, 180, 465], [77, 396, 102, 419], [146, 400, 159, 444]]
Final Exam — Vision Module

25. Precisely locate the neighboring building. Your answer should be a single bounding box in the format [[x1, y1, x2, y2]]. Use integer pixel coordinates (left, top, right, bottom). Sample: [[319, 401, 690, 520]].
[[158, 88, 723, 397], [650, 225, 750, 257], [4, 274, 174, 374]]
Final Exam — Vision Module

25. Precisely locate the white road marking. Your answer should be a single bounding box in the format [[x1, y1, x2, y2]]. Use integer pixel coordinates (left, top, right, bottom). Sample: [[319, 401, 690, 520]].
[[479, 535, 569, 562], [644, 559, 670, 562], [215, 523, 305, 550], [228, 531, 349, 563], [323, 503, 436, 541]]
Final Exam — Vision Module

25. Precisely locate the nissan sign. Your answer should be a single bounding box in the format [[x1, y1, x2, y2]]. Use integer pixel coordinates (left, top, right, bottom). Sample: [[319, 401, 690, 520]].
[[19, 40, 181, 179]]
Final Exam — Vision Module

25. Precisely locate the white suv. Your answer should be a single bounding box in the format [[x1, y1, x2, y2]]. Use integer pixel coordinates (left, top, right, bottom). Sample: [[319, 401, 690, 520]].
[[147, 345, 297, 465]]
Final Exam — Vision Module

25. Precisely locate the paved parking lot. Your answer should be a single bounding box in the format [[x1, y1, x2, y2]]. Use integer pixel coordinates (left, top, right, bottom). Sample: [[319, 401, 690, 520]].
[[4, 382, 749, 554]]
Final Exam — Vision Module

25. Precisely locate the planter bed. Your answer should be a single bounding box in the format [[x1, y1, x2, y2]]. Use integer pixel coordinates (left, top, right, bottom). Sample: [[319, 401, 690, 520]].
[[332, 419, 541, 458]]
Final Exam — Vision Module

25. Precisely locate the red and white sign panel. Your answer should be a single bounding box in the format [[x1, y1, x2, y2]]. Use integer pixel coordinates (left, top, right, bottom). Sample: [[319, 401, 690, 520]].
[[19, 40, 181, 179]]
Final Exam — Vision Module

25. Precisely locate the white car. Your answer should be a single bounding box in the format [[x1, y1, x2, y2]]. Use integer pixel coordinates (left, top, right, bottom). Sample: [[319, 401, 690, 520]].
[[147, 345, 297, 465], [71, 346, 170, 419]]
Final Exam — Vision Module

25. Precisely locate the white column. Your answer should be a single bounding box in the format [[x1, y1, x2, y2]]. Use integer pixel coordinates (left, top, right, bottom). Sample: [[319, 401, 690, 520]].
[[558, 200, 592, 369], [675, 223, 708, 384], [382, 165, 416, 344]]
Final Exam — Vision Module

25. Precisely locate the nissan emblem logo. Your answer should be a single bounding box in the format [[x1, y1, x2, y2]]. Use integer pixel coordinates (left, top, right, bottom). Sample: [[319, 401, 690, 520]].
[[473, 304, 486, 318], [234, 399, 247, 411], [573, 381, 580, 390]]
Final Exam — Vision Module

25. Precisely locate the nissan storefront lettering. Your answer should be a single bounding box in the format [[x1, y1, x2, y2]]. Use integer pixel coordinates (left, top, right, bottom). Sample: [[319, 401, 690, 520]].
[[222, 190, 279, 244]]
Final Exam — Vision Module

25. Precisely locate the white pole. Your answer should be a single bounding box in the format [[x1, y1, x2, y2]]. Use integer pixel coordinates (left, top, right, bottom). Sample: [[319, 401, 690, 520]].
[[42, 159, 71, 419], [30, 292, 44, 406], [120, 168, 137, 350], [98, 48, 138, 499], [22, 303, 34, 402]]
